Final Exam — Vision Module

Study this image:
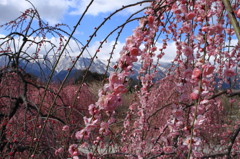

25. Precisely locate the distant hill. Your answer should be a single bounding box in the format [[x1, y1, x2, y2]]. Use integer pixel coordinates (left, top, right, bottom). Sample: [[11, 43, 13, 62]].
[[0, 55, 172, 82], [0, 55, 238, 89]]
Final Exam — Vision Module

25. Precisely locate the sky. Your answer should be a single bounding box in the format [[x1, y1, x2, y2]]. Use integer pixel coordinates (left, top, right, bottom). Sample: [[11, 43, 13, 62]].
[[0, 0, 176, 62]]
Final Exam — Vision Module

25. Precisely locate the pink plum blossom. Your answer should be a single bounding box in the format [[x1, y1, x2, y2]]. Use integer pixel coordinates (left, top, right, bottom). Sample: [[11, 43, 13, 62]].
[[109, 72, 122, 86], [186, 12, 196, 20], [75, 129, 90, 140], [150, 46, 157, 52], [236, 8, 240, 18], [173, 9, 182, 14], [62, 125, 69, 131], [224, 69, 236, 77], [194, 115, 205, 128], [192, 68, 202, 79], [183, 69, 193, 78], [55, 148, 64, 155], [148, 16, 154, 25], [87, 153, 93, 159], [172, 109, 183, 119], [183, 46, 193, 57], [190, 87, 200, 100], [98, 94, 122, 111], [83, 117, 99, 131], [182, 22, 191, 33], [126, 36, 135, 47], [163, 146, 175, 153], [130, 47, 139, 56], [183, 137, 201, 148], [139, 18, 146, 28], [225, 28, 235, 35], [113, 84, 127, 94], [99, 122, 110, 135], [68, 144, 78, 156], [202, 64, 215, 76], [88, 104, 98, 115], [201, 26, 208, 32]]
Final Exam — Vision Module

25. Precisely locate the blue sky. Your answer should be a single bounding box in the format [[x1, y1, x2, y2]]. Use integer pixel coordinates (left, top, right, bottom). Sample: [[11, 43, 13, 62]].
[[0, 0, 176, 62]]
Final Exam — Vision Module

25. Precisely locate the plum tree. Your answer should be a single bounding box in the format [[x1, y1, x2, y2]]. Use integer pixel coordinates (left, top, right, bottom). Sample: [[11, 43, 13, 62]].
[[0, 0, 240, 158]]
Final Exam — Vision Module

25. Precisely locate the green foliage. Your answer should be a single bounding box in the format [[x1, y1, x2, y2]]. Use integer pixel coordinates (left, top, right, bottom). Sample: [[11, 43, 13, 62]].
[[74, 69, 108, 84], [126, 77, 141, 93]]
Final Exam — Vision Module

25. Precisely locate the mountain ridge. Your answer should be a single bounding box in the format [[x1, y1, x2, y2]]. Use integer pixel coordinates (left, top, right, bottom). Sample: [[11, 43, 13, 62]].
[[0, 55, 171, 82]]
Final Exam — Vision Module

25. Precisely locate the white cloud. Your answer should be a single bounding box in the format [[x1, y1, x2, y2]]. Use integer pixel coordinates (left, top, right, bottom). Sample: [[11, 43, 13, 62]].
[[69, 0, 151, 16], [0, 0, 150, 28], [80, 40, 124, 61], [1, 30, 177, 64], [0, 0, 73, 25], [0, 33, 5, 38], [156, 42, 177, 63], [83, 40, 177, 63]]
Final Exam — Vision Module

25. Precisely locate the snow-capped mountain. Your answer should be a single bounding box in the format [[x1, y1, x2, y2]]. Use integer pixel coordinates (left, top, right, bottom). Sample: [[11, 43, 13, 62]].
[[1, 55, 238, 89], [0, 55, 171, 82]]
